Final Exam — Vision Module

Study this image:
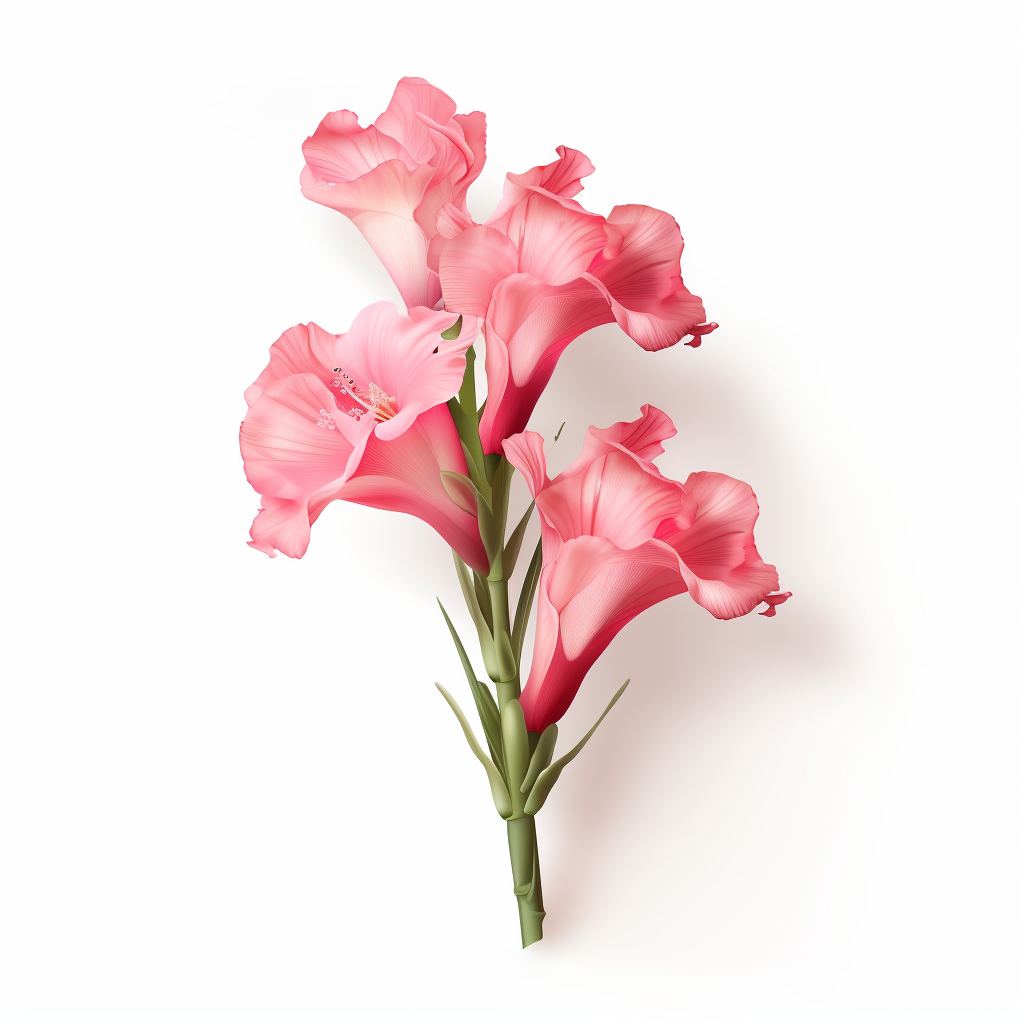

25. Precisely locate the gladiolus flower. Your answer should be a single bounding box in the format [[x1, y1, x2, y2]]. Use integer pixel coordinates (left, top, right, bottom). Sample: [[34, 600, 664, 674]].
[[240, 302, 488, 572], [430, 147, 717, 452], [503, 406, 780, 732], [300, 77, 486, 311]]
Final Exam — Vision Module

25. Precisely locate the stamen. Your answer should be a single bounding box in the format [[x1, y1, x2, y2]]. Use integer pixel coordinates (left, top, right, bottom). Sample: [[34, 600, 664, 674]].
[[326, 367, 398, 422]]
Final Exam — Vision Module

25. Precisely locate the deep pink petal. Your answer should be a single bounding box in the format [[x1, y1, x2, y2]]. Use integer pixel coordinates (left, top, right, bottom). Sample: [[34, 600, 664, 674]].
[[477, 275, 612, 453], [519, 538, 685, 732], [759, 591, 792, 617], [584, 204, 708, 351], [658, 472, 780, 618]]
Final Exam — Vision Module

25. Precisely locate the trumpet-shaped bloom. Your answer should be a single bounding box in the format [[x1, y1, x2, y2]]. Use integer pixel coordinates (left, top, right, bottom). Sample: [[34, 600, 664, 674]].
[[301, 77, 486, 310], [503, 406, 783, 732], [240, 302, 488, 572], [430, 148, 716, 452]]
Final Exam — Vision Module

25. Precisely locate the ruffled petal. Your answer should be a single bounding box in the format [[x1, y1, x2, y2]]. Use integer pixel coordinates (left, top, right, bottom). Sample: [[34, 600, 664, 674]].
[[244, 322, 339, 407], [561, 403, 678, 476], [486, 145, 596, 230], [375, 76, 458, 165], [659, 472, 780, 618], [584, 204, 708, 351]]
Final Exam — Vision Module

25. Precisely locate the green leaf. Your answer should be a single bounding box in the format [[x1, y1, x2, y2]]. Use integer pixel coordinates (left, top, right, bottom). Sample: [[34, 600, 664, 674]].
[[452, 554, 492, 649], [512, 540, 543, 661], [523, 680, 631, 815], [520, 724, 558, 795], [436, 684, 512, 819], [504, 501, 535, 576], [440, 315, 463, 341], [437, 600, 502, 767]]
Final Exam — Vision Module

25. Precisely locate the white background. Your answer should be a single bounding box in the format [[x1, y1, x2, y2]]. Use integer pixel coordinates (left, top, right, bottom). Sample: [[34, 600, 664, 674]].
[[1, 2, 1021, 1021]]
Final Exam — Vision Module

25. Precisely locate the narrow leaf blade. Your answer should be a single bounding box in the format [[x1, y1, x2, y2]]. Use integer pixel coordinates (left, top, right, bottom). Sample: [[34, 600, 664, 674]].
[[504, 501, 535, 576], [523, 680, 630, 814], [436, 684, 512, 819], [512, 540, 543, 660]]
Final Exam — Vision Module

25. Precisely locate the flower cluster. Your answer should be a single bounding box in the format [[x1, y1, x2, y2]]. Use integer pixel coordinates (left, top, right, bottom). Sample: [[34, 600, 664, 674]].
[[239, 77, 788, 947]]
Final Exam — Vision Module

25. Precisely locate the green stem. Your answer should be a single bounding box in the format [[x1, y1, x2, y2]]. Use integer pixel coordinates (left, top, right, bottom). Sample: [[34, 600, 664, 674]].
[[507, 815, 545, 947]]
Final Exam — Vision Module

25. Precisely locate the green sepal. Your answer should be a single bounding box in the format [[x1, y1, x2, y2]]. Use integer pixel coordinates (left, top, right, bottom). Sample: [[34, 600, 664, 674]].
[[520, 724, 558, 795], [440, 315, 463, 341], [500, 699, 530, 811], [504, 501, 535, 576], [437, 599, 502, 767], [523, 679, 630, 815], [435, 684, 513, 819], [512, 540, 543, 660], [440, 470, 480, 515]]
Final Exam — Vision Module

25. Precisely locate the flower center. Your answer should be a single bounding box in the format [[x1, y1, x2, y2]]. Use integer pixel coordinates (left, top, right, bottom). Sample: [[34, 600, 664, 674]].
[[329, 368, 398, 423]]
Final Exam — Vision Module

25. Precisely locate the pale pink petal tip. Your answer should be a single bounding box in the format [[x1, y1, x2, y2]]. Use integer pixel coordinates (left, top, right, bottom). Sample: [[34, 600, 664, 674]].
[[759, 591, 793, 617], [684, 322, 719, 348]]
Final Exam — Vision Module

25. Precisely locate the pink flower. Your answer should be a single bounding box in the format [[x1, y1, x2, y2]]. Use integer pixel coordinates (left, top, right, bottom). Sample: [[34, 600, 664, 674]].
[[240, 302, 488, 573], [503, 406, 780, 732], [301, 77, 486, 311], [429, 147, 716, 453]]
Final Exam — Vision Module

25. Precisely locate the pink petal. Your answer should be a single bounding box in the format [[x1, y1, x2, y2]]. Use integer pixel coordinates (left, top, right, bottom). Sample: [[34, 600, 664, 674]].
[[538, 449, 686, 550], [502, 430, 549, 498], [562, 403, 678, 476], [375, 76, 458, 166], [438, 225, 519, 317], [321, 302, 469, 442], [519, 537, 685, 732], [452, 110, 487, 199], [302, 112, 416, 182], [659, 472, 780, 619], [301, 160, 439, 310], [340, 407, 489, 573], [240, 374, 371, 502], [584, 204, 708, 351], [477, 275, 611, 452], [502, 192, 609, 286], [486, 145, 596, 230], [244, 322, 339, 407]]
